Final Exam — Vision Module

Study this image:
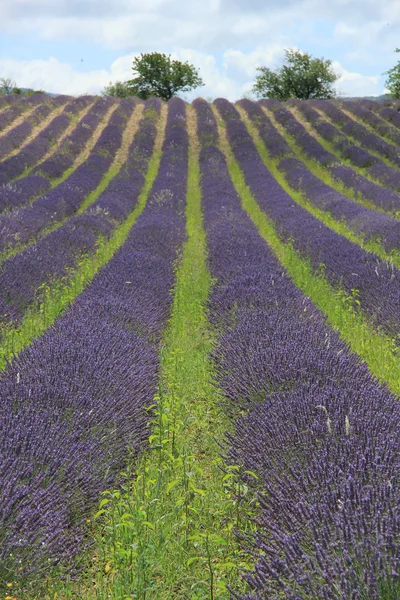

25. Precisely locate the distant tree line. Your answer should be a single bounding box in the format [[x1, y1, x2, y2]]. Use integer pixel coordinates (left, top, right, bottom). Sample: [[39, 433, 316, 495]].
[[101, 50, 342, 102], [0, 76, 44, 96], [4, 46, 400, 102]]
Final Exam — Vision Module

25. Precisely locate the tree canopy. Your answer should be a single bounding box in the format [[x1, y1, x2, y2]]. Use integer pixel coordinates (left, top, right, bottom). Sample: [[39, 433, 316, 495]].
[[384, 49, 400, 99], [126, 52, 204, 101], [101, 80, 136, 99], [252, 49, 339, 101]]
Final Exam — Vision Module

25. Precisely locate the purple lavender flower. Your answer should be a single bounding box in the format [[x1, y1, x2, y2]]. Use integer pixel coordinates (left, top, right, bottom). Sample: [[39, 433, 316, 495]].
[[0, 97, 187, 578], [194, 97, 400, 599], [215, 97, 400, 339], [0, 99, 161, 328]]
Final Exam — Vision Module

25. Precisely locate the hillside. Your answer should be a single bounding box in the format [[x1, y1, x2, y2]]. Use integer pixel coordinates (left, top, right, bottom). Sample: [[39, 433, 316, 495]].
[[0, 92, 400, 599]]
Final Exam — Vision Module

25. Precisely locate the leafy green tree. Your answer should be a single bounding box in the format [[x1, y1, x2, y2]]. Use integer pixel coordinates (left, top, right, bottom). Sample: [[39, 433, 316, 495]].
[[384, 49, 400, 99], [252, 49, 339, 101], [127, 52, 204, 101], [101, 80, 136, 98]]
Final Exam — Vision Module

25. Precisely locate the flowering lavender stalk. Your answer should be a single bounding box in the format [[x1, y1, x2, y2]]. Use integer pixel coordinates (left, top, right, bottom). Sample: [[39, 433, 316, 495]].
[[215, 97, 400, 339], [194, 97, 400, 600], [0, 98, 159, 329], [0, 97, 187, 578]]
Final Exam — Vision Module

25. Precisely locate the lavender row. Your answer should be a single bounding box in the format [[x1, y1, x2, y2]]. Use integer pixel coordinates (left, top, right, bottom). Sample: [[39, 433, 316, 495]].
[[315, 99, 400, 169], [0, 93, 55, 131], [215, 98, 400, 339], [294, 100, 400, 199], [31, 96, 115, 181], [342, 100, 400, 146], [264, 99, 400, 214], [353, 98, 400, 130], [0, 98, 82, 186], [194, 97, 400, 600], [0, 96, 96, 213], [240, 100, 400, 249], [0, 101, 54, 160], [0, 98, 156, 329], [0, 97, 187, 578], [0, 98, 134, 256]]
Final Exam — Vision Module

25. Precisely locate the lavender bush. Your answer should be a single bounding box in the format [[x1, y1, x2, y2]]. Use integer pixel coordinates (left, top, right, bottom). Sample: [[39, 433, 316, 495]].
[[342, 101, 400, 145], [255, 99, 400, 214], [32, 96, 111, 180], [215, 97, 400, 339], [316, 100, 400, 168], [194, 97, 400, 600], [0, 98, 135, 256], [0, 97, 187, 580], [0, 98, 160, 329]]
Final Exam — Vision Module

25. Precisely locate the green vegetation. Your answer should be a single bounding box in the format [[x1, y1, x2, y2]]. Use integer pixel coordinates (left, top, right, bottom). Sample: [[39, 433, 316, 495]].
[[127, 52, 204, 101], [252, 48, 339, 100], [103, 53, 205, 101], [212, 104, 400, 396], [383, 48, 400, 99], [101, 80, 136, 99], [51, 105, 253, 600]]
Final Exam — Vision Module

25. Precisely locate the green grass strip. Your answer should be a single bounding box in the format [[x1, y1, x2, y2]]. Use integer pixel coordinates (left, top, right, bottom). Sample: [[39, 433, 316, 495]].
[[236, 104, 400, 270], [0, 104, 166, 372], [212, 104, 400, 396], [59, 104, 254, 600]]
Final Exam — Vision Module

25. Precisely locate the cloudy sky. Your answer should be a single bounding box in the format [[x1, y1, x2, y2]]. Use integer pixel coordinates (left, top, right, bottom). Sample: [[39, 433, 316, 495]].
[[0, 0, 399, 100]]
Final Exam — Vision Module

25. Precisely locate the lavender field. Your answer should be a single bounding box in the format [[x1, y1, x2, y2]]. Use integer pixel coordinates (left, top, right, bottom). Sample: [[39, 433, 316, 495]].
[[1, 92, 400, 599]]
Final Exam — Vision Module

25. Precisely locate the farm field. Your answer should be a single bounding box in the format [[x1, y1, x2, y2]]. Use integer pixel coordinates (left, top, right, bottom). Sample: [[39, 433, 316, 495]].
[[1, 92, 400, 599]]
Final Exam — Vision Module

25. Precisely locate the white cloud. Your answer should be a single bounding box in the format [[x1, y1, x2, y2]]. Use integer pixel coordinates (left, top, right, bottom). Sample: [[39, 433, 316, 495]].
[[0, 50, 385, 100], [333, 61, 382, 97], [0, 56, 128, 95]]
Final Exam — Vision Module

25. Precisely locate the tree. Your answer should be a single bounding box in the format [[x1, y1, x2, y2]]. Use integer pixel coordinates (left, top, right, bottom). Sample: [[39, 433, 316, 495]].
[[384, 49, 400, 99], [252, 49, 339, 101], [101, 80, 136, 98], [0, 77, 17, 94], [127, 52, 204, 101]]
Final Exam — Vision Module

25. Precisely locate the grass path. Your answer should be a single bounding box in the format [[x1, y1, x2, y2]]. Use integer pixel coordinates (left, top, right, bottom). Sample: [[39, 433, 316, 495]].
[[212, 104, 400, 396], [0, 103, 165, 371], [57, 103, 252, 600]]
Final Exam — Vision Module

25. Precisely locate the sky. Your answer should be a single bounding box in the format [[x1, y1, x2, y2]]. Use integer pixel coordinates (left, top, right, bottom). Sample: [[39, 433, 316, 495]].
[[0, 0, 399, 100]]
